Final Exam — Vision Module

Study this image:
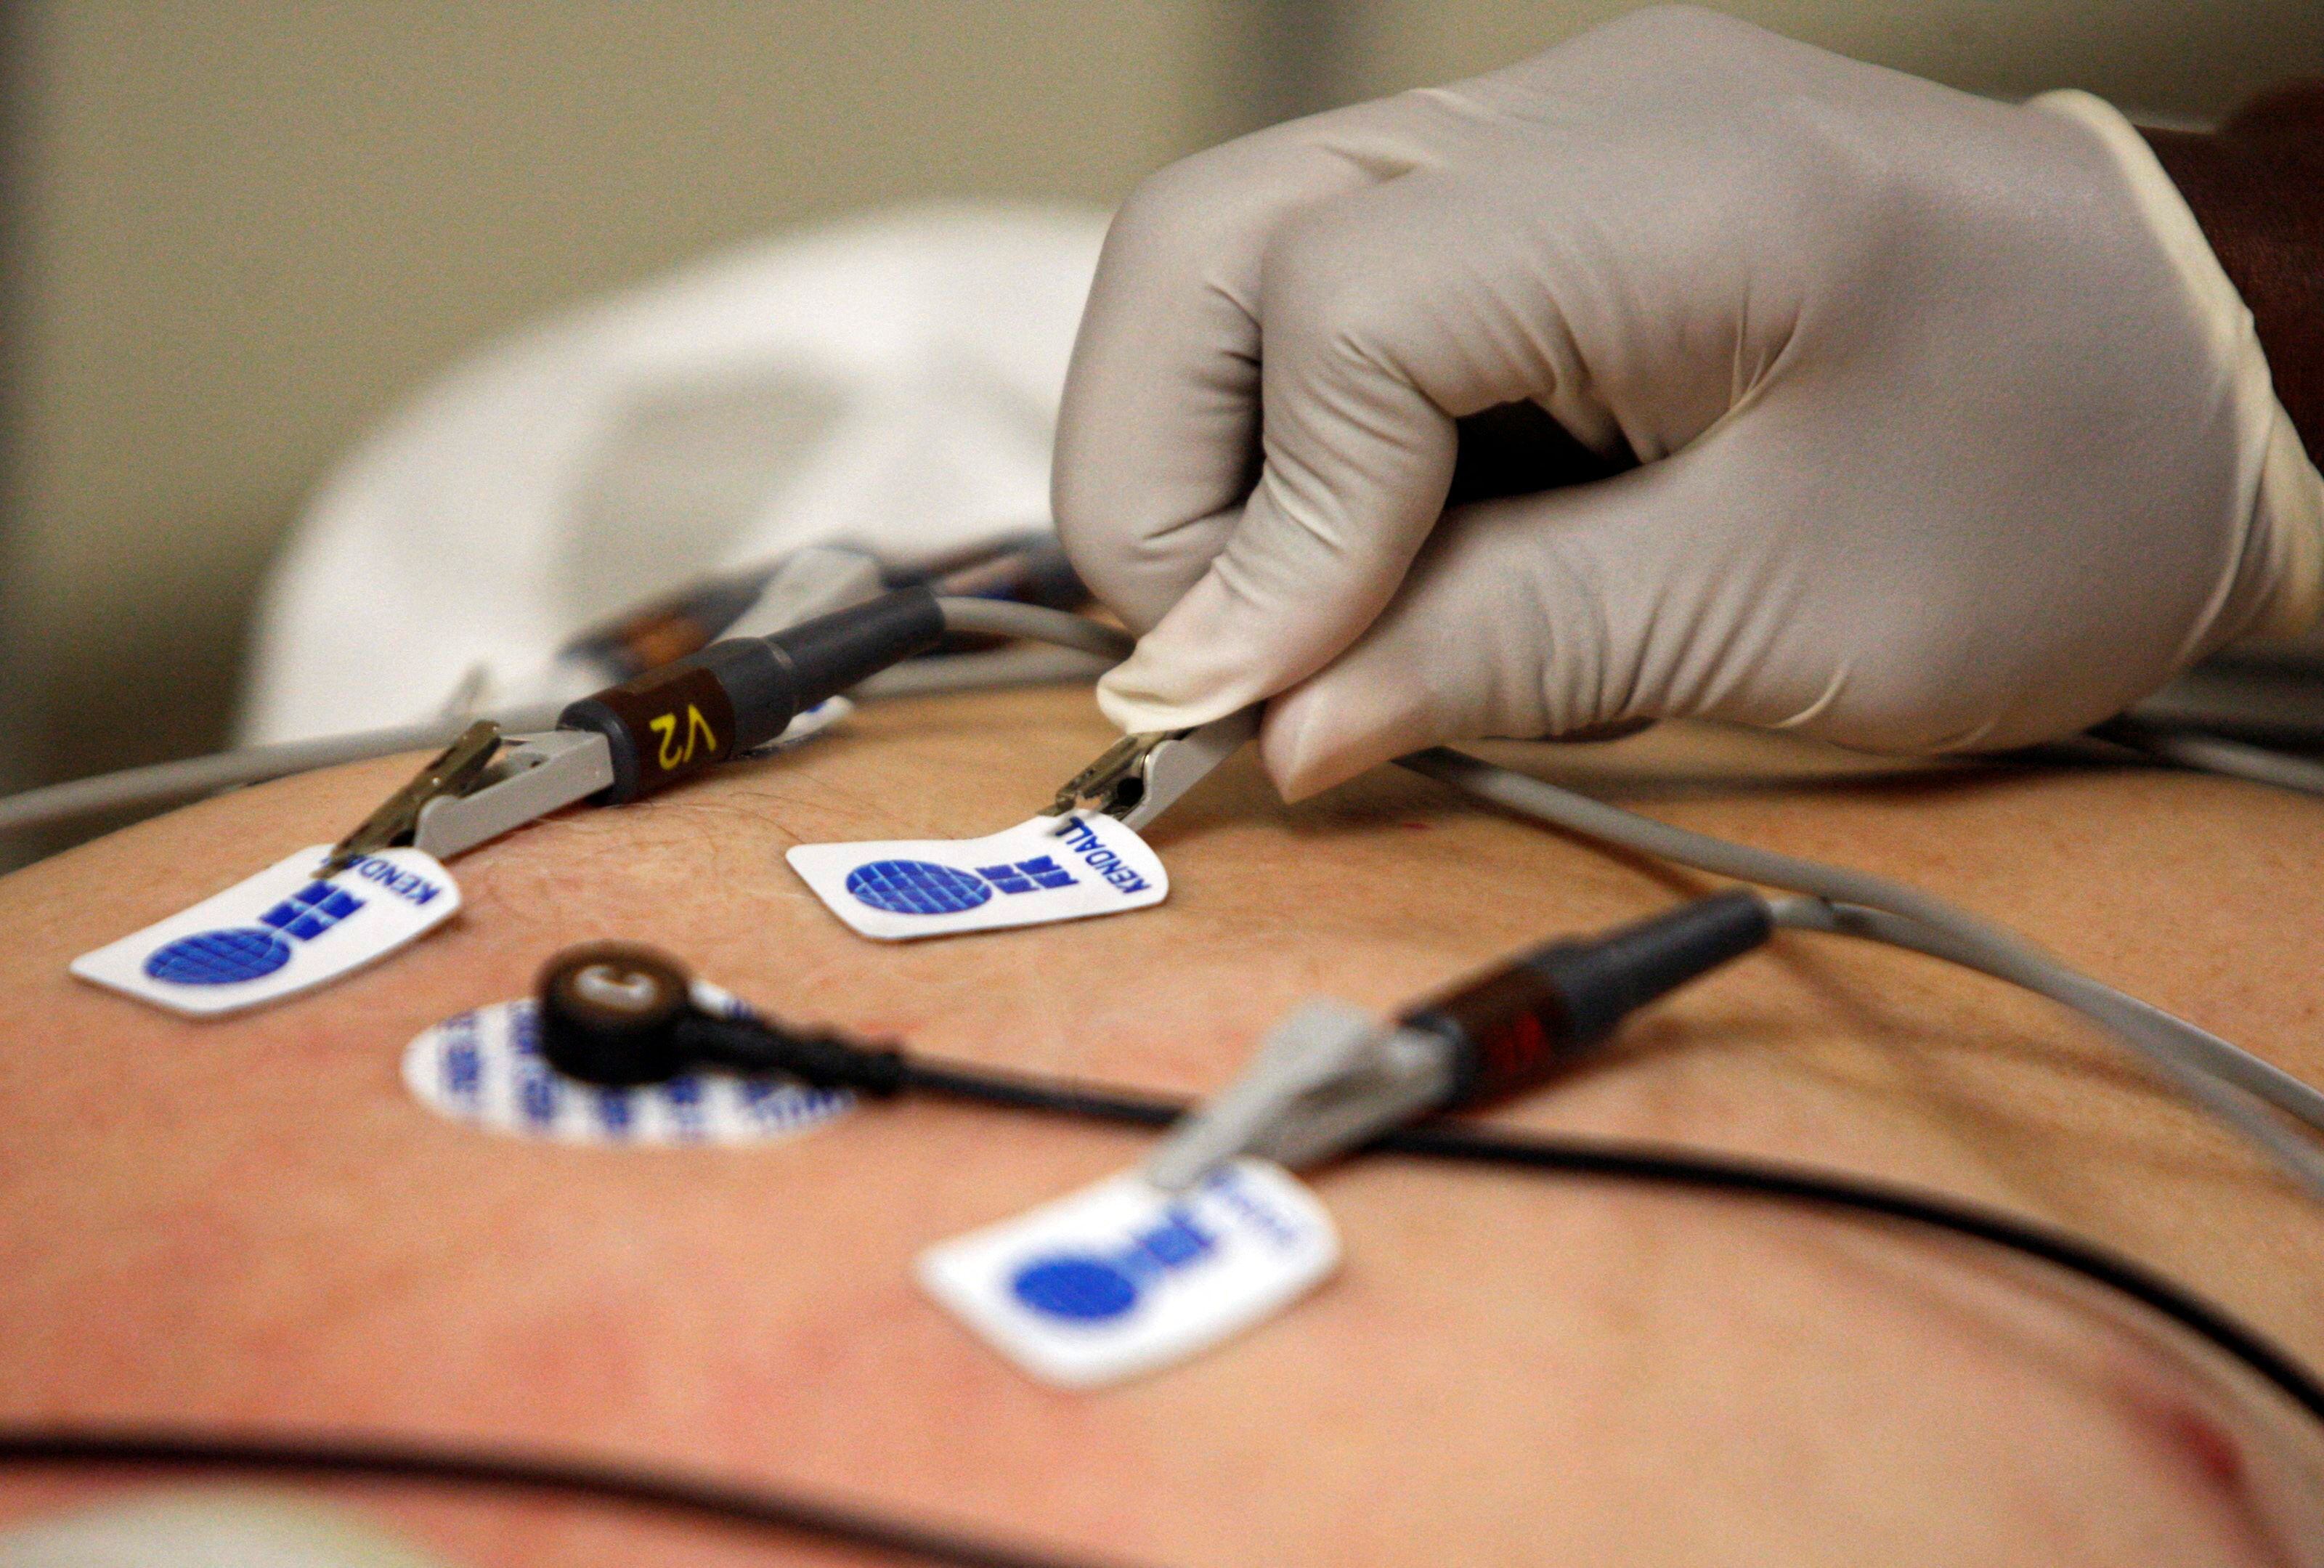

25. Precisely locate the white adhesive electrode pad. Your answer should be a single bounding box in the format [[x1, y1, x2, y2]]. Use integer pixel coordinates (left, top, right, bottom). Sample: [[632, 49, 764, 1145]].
[[787, 814, 1166, 941], [403, 977, 853, 1146], [917, 1159, 1339, 1388], [71, 845, 460, 1016]]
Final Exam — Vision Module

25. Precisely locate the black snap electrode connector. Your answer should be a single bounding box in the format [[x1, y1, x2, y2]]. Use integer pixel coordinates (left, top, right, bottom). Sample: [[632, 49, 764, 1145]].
[[536, 943, 906, 1095]]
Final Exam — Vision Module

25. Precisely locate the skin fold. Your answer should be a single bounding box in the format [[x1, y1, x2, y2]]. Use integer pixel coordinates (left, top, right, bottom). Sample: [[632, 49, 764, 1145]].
[[0, 685, 2320, 1565]]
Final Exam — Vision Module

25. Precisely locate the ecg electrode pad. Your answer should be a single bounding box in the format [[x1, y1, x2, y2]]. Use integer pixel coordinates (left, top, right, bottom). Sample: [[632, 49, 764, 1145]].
[[787, 814, 1167, 941], [71, 845, 460, 1016], [404, 977, 853, 1147], [917, 1159, 1339, 1388]]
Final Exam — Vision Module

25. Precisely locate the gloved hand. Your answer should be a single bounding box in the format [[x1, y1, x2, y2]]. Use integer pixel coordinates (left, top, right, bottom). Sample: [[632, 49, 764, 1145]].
[[1053, 5, 2323, 798]]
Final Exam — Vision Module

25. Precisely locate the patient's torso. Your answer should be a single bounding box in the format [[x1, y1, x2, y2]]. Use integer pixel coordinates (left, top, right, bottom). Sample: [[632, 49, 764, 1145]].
[[1, 688, 2319, 1565]]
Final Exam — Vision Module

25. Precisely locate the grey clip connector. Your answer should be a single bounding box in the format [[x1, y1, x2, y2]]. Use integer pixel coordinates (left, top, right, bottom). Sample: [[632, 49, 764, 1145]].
[[410, 728, 617, 863], [321, 723, 619, 874], [1047, 707, 1260, 834], [1144, 999, 1456, 1192]]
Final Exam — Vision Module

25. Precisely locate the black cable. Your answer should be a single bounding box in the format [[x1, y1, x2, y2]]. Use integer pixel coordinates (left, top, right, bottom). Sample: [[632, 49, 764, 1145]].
[[8, 1066, 2321, 1563], [0, 1428, 1153, 1568], [895, 1052, 2324, 1425], [1368, 1123, 2324, 1425], [898, 1059, 1184, 1126], [895, 1060, 2324, 1424]]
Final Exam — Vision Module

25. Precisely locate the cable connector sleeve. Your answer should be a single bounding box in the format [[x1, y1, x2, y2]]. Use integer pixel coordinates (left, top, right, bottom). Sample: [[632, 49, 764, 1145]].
[[558, 586, 946, 803], [1401, 889, 1771, 1106], [765, 586, 946, 721]]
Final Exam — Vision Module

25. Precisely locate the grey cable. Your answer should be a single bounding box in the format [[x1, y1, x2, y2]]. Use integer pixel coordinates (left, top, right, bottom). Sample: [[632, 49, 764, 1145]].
[[856, 644, 1113, 699], [2095, 717, 2324, 800], [0, 617, 1126, 840], [0, 705, 568, 839], [1761, 895, 2324, 1201], [1761, 895, 2324, 1134], [932, 597, 1137, 660], [16, 598, 2317, 842], [1401, 747, 2324, 1201]]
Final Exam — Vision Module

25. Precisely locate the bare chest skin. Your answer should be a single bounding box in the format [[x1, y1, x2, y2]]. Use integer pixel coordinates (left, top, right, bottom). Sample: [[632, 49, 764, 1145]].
[[1, 688, 2320, 1566]]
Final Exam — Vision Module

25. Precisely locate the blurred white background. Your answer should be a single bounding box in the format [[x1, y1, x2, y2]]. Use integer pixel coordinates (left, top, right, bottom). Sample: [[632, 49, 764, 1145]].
[[2, 0, 2319, 811]]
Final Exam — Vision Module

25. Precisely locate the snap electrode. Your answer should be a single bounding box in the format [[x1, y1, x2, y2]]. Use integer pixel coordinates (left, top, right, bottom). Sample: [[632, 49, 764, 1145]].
[[535, 944, 696, 1086], [535, 943, 909, 1095]]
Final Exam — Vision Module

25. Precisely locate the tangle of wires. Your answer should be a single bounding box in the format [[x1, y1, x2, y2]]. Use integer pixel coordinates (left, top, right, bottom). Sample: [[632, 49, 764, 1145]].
[[10, 601, 2324, 1562]]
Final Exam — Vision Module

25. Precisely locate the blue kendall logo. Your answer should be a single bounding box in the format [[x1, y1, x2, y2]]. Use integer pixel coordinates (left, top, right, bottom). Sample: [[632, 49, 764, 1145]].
[[846, 856, 1077, 917], [1008, 1206, 1215, 1324], [974, 856, 1077, 895], [143, 880, 367, 986]]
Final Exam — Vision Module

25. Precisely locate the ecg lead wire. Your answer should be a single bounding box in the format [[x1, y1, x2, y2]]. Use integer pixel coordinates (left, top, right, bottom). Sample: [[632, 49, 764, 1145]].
[[0, 605, 1126, 840], [1399, 746, 2324, 1203]]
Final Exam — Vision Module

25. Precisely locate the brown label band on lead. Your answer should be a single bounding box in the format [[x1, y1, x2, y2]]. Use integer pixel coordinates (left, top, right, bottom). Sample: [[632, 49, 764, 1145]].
[[591, 663, 739, 798]]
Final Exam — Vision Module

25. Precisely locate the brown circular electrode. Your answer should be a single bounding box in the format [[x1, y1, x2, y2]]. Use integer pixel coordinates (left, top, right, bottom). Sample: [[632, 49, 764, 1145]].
[[536, 942, 696, 1086]]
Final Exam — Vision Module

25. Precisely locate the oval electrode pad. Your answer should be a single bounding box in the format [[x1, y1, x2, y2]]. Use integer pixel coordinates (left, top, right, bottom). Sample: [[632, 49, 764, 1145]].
[[403, 977, 852, 1146], [787, 813, 1167, 941], [73, 845, 462, 1017]]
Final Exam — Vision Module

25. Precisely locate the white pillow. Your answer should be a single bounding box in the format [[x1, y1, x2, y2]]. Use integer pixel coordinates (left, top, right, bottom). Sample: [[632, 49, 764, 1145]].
[[239, 201, 1106, 743]]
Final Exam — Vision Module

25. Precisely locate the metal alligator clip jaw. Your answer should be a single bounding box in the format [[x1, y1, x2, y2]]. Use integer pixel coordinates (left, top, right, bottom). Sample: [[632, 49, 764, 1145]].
[[318, 720, 506, 877], [319, 723, 619, 873], [1047, 707, 1261, 834], [1144, 999, 1456, 1192]]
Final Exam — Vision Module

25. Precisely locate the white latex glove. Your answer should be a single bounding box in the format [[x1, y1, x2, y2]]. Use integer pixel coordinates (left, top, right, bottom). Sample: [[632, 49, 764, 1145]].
[[1054, 6, 2324, 798]]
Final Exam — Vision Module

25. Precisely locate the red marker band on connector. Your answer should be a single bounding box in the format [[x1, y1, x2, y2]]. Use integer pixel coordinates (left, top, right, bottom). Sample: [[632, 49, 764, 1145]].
[[1399, 889, 1774, 1107]]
